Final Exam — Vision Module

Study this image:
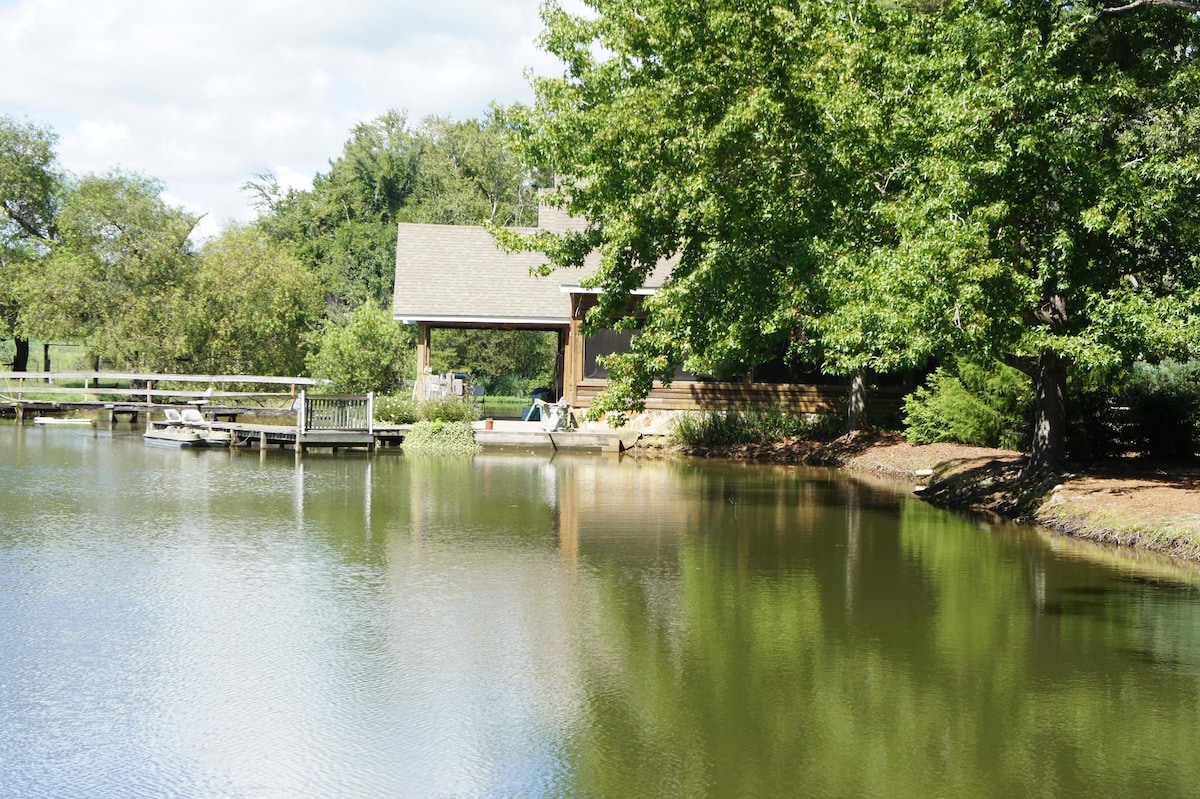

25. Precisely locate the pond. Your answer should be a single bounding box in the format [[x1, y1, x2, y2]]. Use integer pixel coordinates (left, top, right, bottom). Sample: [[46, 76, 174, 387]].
[[2, 424, 1199, 797]]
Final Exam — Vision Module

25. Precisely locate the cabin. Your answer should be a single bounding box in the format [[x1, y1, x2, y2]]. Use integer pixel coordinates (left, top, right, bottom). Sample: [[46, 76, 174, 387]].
[[392, 204, 909, 415]]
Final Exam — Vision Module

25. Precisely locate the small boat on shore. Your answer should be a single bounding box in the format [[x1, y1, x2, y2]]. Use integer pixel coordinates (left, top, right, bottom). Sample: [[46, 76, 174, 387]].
[[34, 416, 95, 426]]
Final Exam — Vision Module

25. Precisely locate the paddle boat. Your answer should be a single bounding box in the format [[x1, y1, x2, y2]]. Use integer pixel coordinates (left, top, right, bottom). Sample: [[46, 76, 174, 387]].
[[143, 408, 231, 449]]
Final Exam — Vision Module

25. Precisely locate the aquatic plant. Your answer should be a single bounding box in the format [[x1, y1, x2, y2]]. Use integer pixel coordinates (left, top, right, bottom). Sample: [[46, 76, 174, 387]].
[[401, 420, 479, 455]]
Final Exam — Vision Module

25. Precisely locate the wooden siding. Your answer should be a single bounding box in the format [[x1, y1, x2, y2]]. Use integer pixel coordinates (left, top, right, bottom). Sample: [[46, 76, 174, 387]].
[[571, 380, 909, 414]]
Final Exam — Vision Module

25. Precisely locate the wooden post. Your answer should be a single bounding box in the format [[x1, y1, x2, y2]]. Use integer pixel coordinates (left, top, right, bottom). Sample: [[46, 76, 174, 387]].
[[414, 322, 431, 401], [557, 327, 569, 404]]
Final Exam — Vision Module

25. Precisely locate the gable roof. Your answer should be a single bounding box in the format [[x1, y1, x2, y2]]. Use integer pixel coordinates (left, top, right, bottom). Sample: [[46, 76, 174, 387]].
[[392, 223, 598, 326], [392, 206, 674, 327]]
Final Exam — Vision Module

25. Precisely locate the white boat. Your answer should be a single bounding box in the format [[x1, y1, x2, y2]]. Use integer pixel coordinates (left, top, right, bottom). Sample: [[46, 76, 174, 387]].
[[144, 408, 231, 448], [143, 426, 230, 448], [34, 416, 96, 426]]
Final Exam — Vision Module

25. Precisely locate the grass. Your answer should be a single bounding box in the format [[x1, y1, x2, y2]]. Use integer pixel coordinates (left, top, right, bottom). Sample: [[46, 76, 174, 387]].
[[0, 341, 94, 373], [478, 395, 532, 419], [1041, 505, 1200, 562]]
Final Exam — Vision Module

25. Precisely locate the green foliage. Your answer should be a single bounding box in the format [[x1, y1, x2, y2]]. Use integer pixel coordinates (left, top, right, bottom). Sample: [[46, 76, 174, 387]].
[[374, 393, 419, 425], [670, 408, 839, 448], [401, 420, 480, 455], [519, 0, 1200, 470], [18, 170, 200, 369], [1, 116, 63, 364], [1119, 361, 1200, 460], [418, 395, 478, 423], [253, 107, 545, 310], [179, 225, 322, 375], [903, 360, 1032, 450], [305, 302, 413, 393]]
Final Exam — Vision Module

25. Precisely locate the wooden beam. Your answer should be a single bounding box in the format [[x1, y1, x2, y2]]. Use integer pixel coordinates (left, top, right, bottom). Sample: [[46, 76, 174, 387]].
[[414, 323, 432, 401]]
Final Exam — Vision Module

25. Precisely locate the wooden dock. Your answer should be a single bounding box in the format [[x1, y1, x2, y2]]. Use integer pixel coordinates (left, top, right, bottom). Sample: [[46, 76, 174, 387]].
[[141, 391, 383, 453], [4, 371, 645, 455], [207, 421, 380, 452], [471, 420, 641, 453], [0, 371, 315, 424]]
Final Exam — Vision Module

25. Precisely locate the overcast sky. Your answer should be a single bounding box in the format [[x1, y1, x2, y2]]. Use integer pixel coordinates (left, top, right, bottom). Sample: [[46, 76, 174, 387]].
[[0, 0, 564, 238]]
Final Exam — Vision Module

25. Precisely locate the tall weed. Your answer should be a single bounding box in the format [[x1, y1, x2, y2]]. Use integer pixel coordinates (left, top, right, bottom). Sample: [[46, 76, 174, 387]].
[[670, 407, 838, 448]]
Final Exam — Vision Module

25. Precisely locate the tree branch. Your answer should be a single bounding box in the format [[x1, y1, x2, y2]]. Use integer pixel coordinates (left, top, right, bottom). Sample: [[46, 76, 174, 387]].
[[0, 199, 49, 242], [1102, 0, 1200, 13]]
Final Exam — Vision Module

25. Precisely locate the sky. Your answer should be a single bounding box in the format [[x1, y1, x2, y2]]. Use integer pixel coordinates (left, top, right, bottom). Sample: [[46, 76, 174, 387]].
[[0, 0, 564, 239]]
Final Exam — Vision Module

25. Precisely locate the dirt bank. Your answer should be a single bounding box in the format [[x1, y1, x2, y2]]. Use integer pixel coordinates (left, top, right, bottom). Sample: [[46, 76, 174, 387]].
[[652, 432, 1200, 563]]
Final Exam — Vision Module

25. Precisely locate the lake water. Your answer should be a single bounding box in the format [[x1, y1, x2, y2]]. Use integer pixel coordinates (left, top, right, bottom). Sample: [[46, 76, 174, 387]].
[[2, 424, 1200, 798]]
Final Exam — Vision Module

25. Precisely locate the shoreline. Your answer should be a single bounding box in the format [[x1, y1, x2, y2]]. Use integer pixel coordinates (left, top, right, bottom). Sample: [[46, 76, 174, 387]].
[[634, 431, 1200, 563]]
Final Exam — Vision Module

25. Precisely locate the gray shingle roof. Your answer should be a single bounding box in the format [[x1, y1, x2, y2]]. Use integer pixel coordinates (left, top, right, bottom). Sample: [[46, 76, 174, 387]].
[[393, 223, 584, 325], [392, 214, 672, 326]]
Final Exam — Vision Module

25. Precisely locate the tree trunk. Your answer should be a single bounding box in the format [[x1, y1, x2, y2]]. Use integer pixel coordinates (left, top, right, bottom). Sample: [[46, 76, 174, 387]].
[[1027, 351, 1067, 475], [846, 367, 867, 433], [12, 337, 29, 371]]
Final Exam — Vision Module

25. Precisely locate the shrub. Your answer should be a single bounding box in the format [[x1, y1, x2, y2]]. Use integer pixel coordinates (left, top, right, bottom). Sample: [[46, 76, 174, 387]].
[[1118, 360, 1200, 460], [305, 302, 413, 394], [670, 407, 839, 448], [418, 396, 478, 423], [903, 359, 1031, 450], [374, 393, 418, 425], [672, 411, 752, 448], [401, 420, 480, 455]]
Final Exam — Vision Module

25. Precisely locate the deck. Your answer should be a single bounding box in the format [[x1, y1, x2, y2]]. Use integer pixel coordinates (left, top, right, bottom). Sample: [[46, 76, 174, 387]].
[[3, 371, 646, 454], [470, 420, 641, 453], [204, 421, 379, 452]]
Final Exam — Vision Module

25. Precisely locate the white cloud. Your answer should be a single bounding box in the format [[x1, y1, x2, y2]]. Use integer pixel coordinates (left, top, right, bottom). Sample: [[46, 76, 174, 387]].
[[0, 0, 562, 237]]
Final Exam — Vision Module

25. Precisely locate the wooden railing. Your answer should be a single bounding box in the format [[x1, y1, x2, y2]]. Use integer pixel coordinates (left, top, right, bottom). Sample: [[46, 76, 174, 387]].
[[298, 391, 374, 433], [0, 371, 318, 404]]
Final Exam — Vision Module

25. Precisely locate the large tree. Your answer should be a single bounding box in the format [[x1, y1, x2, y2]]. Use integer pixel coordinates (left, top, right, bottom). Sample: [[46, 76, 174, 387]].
[[18, 171, 201, 369], [180, 224, 323, 376], [0, 116, 62, 370], [516, 0, 1200, 472], [254, 107, 544, 310]]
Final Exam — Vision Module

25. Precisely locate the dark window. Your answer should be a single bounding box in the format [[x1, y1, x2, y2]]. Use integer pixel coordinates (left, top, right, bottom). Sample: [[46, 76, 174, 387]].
[[582, 329, 707, 381]]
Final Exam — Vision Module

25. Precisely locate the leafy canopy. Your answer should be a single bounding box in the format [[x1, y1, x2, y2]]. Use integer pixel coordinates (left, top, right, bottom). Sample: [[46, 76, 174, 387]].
[[306, 301, 414, 394], [517, 0, 1200, 467], [253, 107, 546, 310]]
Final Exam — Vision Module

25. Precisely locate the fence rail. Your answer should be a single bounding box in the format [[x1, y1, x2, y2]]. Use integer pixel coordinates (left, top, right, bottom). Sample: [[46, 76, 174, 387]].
[[298, 392, 374, 433], [0, 371, 319, 386]]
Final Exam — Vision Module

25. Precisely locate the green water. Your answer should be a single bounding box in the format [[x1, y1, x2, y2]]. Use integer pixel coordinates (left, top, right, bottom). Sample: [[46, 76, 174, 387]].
[[2, 424, 1199, 797]]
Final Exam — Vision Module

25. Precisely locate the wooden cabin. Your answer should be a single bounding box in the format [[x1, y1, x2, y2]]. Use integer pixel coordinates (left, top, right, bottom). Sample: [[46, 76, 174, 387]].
[[392, 206, 908, 415]]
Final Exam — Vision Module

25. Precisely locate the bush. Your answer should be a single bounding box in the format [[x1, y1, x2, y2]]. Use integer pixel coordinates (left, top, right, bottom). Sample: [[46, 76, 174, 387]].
[[670, 407, 839, 448], [671, 411, 752, 448], [1118, 360, 1200, 460], [374, 393, 418, 425], [418, 396, 478, 423], [401, 420, 480, 455], [903, 359, 1031, 450], [306, 302, 413, 394]]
